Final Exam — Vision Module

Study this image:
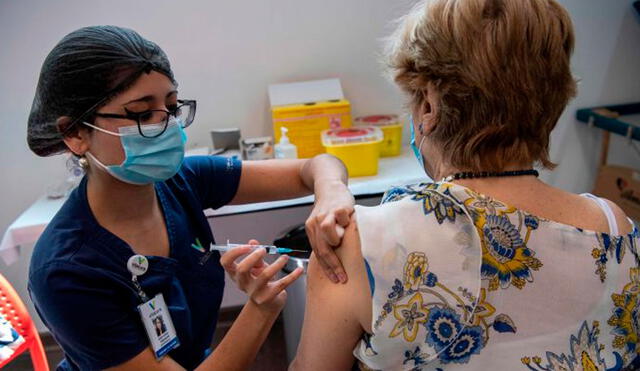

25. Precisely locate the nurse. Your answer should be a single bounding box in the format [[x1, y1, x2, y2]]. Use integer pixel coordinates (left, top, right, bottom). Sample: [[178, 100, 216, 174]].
[[26, 26, 354, 370]]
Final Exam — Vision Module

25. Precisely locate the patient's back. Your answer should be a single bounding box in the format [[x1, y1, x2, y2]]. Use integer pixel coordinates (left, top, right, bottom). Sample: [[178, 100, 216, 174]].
[[353, 182, 639, 370]]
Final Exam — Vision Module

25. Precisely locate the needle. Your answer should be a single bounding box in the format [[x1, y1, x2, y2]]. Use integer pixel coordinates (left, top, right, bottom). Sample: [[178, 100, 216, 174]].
[[208, 243, 307, 255]]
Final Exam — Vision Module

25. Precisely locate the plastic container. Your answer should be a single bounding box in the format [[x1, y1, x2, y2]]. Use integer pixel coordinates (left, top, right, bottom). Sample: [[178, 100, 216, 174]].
[[272, 99, 351, 158], [275, 127, 298, 159], [240, 136, 274, 160], [321, 127, 383, 177], [354, 115, 402, 157]]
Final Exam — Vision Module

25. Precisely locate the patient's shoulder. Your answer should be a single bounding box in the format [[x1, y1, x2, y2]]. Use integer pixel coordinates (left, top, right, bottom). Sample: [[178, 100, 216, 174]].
[[334, 215, 364, 268], [602, 198, 635, 235]]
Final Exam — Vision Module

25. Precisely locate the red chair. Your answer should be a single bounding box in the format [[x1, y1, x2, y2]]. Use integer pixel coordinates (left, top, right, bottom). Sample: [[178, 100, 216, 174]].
[[0, 273, 49, 370]]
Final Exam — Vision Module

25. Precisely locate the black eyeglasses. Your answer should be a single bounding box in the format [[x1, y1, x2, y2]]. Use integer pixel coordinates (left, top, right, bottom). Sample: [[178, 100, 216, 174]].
[[92, 99, 197, 138]]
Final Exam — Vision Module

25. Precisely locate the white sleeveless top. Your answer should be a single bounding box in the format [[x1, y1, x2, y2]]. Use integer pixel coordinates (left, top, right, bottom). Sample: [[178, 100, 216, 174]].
[[352, 182, 640, 370]]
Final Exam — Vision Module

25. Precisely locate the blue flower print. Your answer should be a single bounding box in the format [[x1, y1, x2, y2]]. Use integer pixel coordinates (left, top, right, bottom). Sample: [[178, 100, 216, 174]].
[[441, 325, 484, 364], [382, 186, 412, 204], [481, 215, 542, 290], [383, 302, 393, 314], [524, 215, 539, 230], [389, 279, 404, 300], [403, 346, 428, 367], [424, 272, 438, 287], [412, 188, 465, 225], [425, 307, 462, 350], [425, 306, 484, 364]]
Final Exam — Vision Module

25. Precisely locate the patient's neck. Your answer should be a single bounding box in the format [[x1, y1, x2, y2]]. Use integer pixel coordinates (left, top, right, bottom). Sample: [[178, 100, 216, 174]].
[[439, 162, 546, 204], [453, 174, 545, 197]]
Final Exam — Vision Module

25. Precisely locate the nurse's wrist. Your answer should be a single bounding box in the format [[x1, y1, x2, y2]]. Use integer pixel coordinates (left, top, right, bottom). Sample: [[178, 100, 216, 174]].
[[314, 179, 348, 198], [247, 297, 285, 316]]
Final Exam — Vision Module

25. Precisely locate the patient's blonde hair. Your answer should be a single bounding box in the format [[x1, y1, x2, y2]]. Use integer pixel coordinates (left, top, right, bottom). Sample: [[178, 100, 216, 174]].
[[387, 0, 576, 170]]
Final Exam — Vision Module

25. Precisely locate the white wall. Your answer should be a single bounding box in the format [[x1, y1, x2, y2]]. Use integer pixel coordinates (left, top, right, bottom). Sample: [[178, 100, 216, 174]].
[[0, 0, 639, 329], [544, 0, 640, 189]]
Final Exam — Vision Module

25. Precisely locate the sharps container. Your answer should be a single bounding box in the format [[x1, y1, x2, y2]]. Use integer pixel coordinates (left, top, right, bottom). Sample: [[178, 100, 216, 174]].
[[321, 127, 383, 177], [354, 115, 403, 157], [274, 224, 312, 363]]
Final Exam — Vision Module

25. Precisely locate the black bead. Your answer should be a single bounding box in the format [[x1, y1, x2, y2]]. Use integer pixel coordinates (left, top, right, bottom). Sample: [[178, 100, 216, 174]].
[[444, 169, 538, 181]]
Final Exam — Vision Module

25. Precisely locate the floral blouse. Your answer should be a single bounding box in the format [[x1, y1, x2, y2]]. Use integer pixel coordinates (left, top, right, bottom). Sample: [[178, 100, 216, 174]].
[[352, 182, 640, 370]]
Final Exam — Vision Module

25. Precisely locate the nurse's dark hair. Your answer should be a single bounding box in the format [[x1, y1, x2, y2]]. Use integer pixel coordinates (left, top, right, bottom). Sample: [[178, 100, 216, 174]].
[[27, 25, 176, 157]]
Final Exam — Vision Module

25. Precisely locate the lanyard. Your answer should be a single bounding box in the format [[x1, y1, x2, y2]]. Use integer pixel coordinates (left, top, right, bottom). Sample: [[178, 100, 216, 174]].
[[127, 255, 150, 302], [128, 254, 181, 359]]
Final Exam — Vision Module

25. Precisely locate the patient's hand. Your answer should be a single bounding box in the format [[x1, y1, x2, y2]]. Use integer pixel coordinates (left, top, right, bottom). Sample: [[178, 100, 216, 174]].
[[220, 240, 303, 313]]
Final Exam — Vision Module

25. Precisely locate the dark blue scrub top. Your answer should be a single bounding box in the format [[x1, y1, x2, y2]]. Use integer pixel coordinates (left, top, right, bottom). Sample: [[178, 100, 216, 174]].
[[28, 156, 242, 371]]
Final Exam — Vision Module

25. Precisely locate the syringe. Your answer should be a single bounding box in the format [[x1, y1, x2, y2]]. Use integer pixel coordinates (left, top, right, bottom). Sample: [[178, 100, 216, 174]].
[[208, 243, 307, 255]]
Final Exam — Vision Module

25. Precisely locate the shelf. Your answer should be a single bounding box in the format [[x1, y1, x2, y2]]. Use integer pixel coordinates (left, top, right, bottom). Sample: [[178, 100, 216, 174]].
[[576, 102, 640, 141]]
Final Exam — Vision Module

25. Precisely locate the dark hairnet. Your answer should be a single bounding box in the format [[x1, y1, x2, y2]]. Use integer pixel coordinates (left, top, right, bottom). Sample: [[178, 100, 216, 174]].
[[27, 25, 175, 156]]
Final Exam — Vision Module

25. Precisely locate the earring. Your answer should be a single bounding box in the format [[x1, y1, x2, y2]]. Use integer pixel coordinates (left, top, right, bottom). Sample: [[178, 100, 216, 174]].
[[418, 123, 424, 135], [78, 156, 89, 170], [66, 154, 88, 178]]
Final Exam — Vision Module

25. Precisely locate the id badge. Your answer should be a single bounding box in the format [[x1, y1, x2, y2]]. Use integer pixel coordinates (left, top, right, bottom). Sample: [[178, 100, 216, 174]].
[[137, 293, 180, 359]]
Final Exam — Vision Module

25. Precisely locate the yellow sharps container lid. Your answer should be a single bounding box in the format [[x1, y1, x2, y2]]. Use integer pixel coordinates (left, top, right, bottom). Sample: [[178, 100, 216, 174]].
[[354, 114, 400, 127], [322, 127, 383, 146]]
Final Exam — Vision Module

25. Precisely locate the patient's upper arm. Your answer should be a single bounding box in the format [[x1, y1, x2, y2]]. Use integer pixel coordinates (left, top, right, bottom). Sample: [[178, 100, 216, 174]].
[[603, 198, 634, 234], [291, 218, 372, 371]]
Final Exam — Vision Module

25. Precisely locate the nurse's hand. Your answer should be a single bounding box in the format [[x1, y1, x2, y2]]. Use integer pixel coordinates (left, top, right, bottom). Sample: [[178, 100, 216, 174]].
[[220, 241, 303, 313], [305, 180, 354, 284]]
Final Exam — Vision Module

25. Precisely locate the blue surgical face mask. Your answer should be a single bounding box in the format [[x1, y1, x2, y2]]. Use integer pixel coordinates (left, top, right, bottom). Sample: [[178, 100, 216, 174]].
[[410, 115, 426, 170], [84, 118, 187, 185]]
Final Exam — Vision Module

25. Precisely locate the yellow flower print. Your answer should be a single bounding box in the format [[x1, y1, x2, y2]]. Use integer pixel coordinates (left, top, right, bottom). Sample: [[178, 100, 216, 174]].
[[389, 293, 429, 342], [592, 248, 602, 259], [523, 321, 611, 371], [623, 267, 640, 294], [411, 184, 465, 224], [403, 252, 428, 291], [580, 352, 599, 371], [479, 214, 542, 290], [463, 189, 514, 215], [608, 268, 640, 362], [470, 289, 496, 326]]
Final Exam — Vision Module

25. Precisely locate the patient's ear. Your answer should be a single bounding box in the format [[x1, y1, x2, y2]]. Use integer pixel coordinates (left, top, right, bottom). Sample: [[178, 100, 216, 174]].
[[420, 86, 440, 135], [58, 116, 91, 156]]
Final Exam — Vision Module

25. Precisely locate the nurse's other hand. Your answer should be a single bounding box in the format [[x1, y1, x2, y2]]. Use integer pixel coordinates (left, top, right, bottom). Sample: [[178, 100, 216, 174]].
[[305, 180, 354, 284], [220, 242, 303, 313]]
